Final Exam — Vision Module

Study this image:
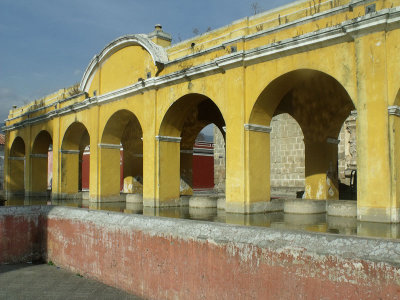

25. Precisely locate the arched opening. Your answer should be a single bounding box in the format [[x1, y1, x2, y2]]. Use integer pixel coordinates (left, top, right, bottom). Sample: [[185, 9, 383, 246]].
[[337, 113, 357, 200], [100, 110, 143, 202], [250, 69, 355, 202], [31, 130, 53, 197], [60, 122, 90, 198], [9, 136, 25, 195], [181, 123, 225, 195], [270, 113, 305, 198], [158, 94, 226, 206]]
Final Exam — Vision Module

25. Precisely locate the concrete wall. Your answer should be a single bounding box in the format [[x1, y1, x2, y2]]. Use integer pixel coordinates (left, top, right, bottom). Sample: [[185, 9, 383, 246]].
[[1, 205, 399, 299]]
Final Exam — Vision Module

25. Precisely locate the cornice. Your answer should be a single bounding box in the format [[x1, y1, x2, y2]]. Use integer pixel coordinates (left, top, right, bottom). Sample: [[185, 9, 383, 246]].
[[4, 8, 400, 133]]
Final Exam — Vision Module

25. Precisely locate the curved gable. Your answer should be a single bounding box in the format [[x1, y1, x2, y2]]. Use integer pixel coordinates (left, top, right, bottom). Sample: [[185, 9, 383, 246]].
[[80, 34, 168, 95]]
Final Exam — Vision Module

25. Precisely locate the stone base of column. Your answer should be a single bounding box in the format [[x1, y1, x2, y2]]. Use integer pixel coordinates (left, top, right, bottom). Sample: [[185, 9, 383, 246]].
[[25, 191, 51, 198], [124, 193, 143, 203], [143, 197, 181, 208], [90, 194, 125, 203], [284, 199, 327, 214], [357, 207, 400, 223], [327, 200, 357, 217], [189, 196, 218, 208], [52, 192, 84, 200], [225, 200, 267, 214], [5, 191, 25, 198]]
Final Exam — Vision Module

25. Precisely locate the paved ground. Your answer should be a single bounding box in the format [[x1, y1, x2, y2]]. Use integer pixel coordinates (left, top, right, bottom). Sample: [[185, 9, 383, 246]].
[[0, 263, 142, 300]]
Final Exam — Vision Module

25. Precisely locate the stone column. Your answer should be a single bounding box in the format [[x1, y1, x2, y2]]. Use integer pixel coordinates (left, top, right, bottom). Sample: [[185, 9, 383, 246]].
[[8, 156, 25, 195], [60, 150, 80, 198], [30, 153, 48, 196], [388, 106, 400, 223], [180, 149, 193, 195], [226, 123, 271, 214], [355, 32, 392, 223], [213, 126, 225, 194], [304, 138, 339, 200], [98, 143, 122, 202], [147, 135, 181, 207]]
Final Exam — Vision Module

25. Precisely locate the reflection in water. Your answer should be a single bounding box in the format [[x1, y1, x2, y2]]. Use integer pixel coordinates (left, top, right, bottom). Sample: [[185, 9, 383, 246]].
[[2, 196, 400, 240]]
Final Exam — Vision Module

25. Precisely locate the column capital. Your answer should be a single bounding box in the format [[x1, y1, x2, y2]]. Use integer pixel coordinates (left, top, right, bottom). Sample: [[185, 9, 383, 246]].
[[156, 135, 181, 143], [30, 153, 48, 158], [326, 138, 340, 145], [388, 105, 400, 117], [244, 123, 272, 133], [8, 156, 25, 161], [59, 149, 80, 154], [98, 143, 121, 149]]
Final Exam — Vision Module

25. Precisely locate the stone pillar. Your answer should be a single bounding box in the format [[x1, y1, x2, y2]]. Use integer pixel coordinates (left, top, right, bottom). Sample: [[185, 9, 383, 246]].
[[30, 154, 48, 196], [388, 106, 400, 222], [226, 124, 271, 213], [213, 126, 225, 194], [24, 134, 31, 197], [355, 32, 392, 223], [60, 150, 80, 198], [337, 113, 358, 186], [180, 149, 193, 195], [98, 143, 122, 202], [8, 156, 25, 195], [304, 138, 339, 200], [146, 135, 181, 207]]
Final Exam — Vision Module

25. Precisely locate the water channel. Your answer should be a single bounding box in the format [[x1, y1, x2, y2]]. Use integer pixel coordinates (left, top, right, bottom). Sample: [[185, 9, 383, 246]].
[[1, 196, 400, 240]]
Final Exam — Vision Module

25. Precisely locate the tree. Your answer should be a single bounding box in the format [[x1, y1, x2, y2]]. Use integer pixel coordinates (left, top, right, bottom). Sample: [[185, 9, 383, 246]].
[[251, 2, 262, 15]]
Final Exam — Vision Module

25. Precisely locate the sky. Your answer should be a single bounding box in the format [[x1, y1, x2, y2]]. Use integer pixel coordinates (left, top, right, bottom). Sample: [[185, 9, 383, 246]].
[[0, 0, 294, 131]]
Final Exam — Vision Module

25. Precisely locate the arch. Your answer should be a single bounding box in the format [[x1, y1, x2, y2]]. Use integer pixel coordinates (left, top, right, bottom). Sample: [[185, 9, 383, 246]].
[[101, 109, 143, 145], [60, 122, 90, 198], [100, 109, 143, 201], [393, 88, 400, 107], [248, 69, 355, 202], [31, 130, 53, 196], [9, 136, 26, 194], [80, 34, 168, 92], [159, 93, 226, 138], [250, 69, 355, 134], [32, 130, 52, 154], [157, 93, 226, 204], [61, 122, 90, 151], [10, 136, 25, 157]]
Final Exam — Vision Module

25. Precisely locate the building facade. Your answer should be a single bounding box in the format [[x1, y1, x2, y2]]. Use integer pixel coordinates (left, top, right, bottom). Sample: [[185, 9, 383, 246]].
[[4, 0, 400, 223]]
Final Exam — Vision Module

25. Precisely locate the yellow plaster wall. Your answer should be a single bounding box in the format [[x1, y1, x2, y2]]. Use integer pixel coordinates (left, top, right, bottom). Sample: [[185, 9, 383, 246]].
[[4, 0, 400, 221], [88, 45, 156, 97]]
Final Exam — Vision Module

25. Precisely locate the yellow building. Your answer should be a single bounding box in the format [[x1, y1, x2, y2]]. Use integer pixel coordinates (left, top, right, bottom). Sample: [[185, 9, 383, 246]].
[[4, 0, 400, 223]]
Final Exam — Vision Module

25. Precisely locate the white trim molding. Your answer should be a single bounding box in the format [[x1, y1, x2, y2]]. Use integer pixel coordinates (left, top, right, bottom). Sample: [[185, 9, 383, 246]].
[[180, 149, 194, 154], [30, 154, 48, 158], [98, 143, 121, 149], [156, 135, 182, 143], [8, 156, 25, 161], [60, 150, 80, 154], [326, 138, 340, 145], [388, 105, 400, 117], [244, 124, 272, 133]]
